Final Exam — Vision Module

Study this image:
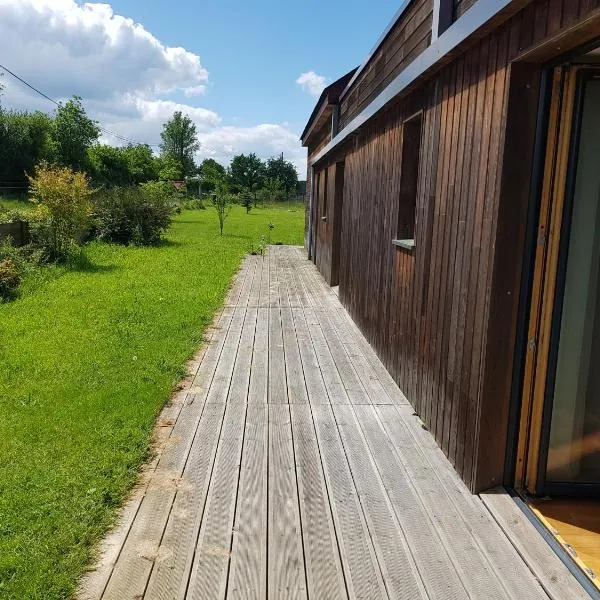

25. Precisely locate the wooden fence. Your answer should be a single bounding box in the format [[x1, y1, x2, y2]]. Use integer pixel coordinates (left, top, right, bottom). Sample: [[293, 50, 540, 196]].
[[0, 221, 30, 247]]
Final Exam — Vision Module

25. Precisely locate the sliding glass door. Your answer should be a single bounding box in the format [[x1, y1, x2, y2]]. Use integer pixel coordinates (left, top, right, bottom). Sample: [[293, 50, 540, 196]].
[[542, 71, 600, 494]]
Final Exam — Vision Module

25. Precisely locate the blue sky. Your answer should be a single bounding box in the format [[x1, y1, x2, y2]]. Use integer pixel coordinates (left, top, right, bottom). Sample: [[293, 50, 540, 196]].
[[0, 0, 399, 173]]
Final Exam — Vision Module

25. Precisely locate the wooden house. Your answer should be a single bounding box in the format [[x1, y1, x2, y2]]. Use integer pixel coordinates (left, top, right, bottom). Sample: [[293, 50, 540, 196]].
[[302, 0, 600, 510]]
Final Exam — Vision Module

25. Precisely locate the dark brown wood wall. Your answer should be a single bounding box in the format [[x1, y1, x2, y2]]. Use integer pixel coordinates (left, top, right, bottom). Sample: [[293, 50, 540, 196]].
[[455, 0, 478, 20], [305, 123, 332, 251], [322, 0, 600, 492], [314, 164, 338, 284], [339, 0, 434, 130]]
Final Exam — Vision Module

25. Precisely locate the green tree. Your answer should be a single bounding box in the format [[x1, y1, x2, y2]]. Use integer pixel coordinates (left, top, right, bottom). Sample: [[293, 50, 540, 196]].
[[260, 177, 285, 204], [265, 155, 298, 196], [228, 153, 265, 194], [0, 110, 55, 184], [87, 144, 131, 188], [122, 144, 159, 184], [198, 158, 226, 194], [53, 96, 100, 171], [210, 180, 233, 236], [157, 154, 183, 182], [160, 111, 199, 178]]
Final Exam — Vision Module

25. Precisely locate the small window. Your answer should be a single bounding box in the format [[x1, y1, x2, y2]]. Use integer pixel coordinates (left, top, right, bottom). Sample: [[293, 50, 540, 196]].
[[321, 169, 328, 222], [394, 111, 423, 249], [437, 0, 455, 37]]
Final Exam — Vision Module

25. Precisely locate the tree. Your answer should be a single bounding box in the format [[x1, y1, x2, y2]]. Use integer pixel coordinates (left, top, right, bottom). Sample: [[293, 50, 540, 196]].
[[160, 111, 199, 178], [157, 154, 183, 182], [198, 158, 226, 194], [87, 144, 132, 188], [260, 177, 285, 204], [53, 96, 100, 171], [210, 180, 233, 236], [228, 153, 265, 194], [0, 110, 55, 184], [265, 155, 298, 197], [122, 144, 159, 184]]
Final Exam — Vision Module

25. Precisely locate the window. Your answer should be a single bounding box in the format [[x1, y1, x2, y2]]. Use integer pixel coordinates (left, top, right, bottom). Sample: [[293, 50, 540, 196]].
[[394, 111, 423, 250], [435, 0, 455, 38], [321, 168, 328, 222]]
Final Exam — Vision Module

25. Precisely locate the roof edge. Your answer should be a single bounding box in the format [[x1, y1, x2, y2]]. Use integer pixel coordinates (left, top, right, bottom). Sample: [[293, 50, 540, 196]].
[[300, 68, 358, 143]]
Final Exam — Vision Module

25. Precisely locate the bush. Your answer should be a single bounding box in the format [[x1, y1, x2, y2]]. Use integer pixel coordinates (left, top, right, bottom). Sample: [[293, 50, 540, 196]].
[[93, 183, 174, 246], [27, 163, 93, 262], [0, 257, 21, 300], [181, 198, 205, 211]]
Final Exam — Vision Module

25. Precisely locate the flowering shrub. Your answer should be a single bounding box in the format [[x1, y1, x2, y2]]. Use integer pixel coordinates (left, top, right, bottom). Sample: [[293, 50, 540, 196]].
[[0, 257, 21, 300], [28, 163, 92, 261]]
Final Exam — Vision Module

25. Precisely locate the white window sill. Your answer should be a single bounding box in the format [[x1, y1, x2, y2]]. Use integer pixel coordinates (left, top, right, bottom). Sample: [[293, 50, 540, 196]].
[[393, 239, 416, 250]]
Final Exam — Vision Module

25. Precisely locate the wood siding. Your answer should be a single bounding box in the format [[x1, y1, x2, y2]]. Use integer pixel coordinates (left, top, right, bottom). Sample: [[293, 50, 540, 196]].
[[305, 123, 332, 251], [310, 0, 600, 491], [339, 0, 434, 130], [455, 0, 478, 20]]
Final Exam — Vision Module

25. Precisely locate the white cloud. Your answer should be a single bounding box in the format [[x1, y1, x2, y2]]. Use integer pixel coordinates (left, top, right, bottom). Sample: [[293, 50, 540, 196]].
[[296, 71, 327, 97], [0, 0, 306, 175], [0, 0, 208, 101], [197, 125, 307, 175], [184, 85, 207, 97]]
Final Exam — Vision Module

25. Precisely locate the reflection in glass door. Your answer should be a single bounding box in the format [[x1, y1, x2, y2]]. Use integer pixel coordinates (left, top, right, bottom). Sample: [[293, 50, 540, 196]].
[[543, 72, 600, 493]]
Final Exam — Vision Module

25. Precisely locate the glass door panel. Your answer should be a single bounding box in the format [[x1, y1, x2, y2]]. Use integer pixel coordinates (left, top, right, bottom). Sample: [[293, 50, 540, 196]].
[[545, 75, 600, 489]]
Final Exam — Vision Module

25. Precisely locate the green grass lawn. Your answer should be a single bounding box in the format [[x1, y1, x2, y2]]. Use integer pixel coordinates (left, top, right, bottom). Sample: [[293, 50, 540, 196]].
[[0, 203, 304, 599]]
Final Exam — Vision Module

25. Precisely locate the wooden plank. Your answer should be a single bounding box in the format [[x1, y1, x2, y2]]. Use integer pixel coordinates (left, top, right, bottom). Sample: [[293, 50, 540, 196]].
[[377, 405, 518, 599], [227, 405, 268, 599], [228, 307, 258, 404], [391, 404, 551, 600], [331, 404, 428, 599], [291, 307, 331, 405], [142, 402, 227, 600], [267, 404, 307, 599], [144, 306, 252, 598], [249, 308, 269, 405], [206, 307, 247, 404], [290, 404, 347, 599], [482, 490, 590, 600], [259, 252, 270, 308], [350, 405, 469, 600], [311, 404, 388, 599], [281, 307, 309, 404], [300, 262, 403, 406], [302, 307, 349, 404], [268, 304, 288, 404], [184, 403, 247, 600]]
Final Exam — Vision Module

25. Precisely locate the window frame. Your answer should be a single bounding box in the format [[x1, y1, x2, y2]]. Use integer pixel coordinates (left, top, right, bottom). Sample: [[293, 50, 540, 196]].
[[393, 109, 424, 251]]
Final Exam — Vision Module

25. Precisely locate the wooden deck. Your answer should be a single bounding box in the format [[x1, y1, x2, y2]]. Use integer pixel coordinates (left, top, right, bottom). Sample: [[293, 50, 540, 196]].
[[80, 246, 589, 600]]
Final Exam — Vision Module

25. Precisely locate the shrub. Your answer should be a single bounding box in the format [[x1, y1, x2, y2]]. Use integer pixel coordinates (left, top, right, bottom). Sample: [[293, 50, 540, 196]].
[[210, 181, 234, 236], [93, 184, 174, 246], [181, 198, 206, 211], [27, 163, 93, 262], [0, 257, 21, 300]]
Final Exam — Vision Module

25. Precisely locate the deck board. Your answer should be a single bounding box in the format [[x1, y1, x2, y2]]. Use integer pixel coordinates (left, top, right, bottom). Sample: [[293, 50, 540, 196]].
[[80, 246, 586, 600]]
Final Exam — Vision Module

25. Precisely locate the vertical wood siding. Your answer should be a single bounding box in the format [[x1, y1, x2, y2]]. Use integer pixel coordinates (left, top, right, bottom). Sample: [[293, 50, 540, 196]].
[[312, 0, 600, 491], [339, 0, 434, 130]]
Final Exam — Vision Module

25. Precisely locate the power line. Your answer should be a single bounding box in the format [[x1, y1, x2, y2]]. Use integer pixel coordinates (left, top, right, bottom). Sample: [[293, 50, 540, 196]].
[[0, 63, 161, 148]]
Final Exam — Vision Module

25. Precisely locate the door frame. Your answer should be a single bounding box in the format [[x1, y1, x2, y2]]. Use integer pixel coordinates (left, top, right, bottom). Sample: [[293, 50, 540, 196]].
[[514, 65, 600, 496]]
